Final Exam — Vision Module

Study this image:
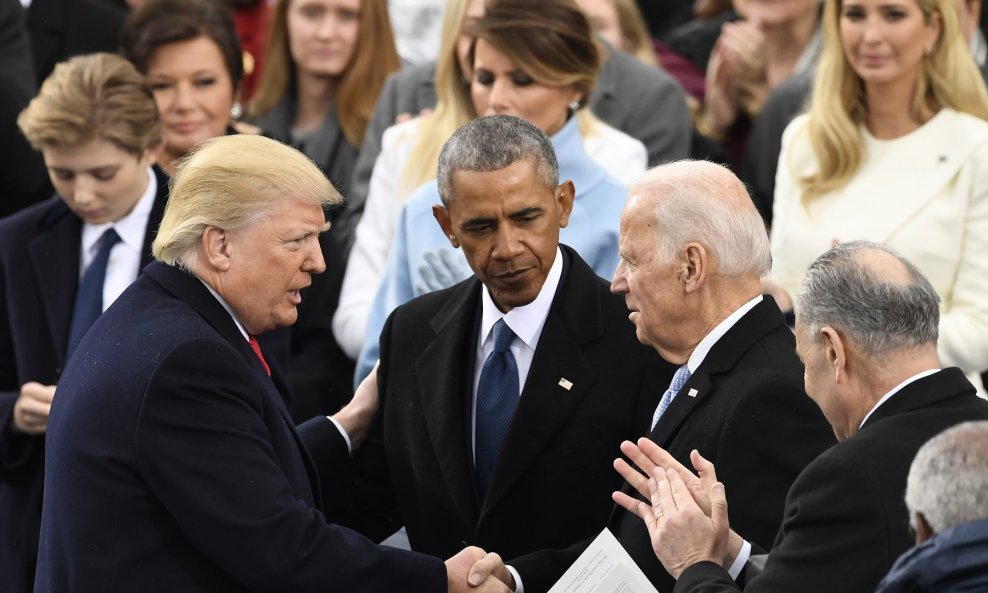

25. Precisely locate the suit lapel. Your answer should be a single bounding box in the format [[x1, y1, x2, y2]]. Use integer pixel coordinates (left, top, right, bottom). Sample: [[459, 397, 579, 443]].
[[143, 263, 299, 426], [27, 199, 82, 364], [138, 165, 170, 269], [647, 298, 784, 445], [480, 248, 602, 517], [861, 367, 975, 430], [415, 279, 484, 528]]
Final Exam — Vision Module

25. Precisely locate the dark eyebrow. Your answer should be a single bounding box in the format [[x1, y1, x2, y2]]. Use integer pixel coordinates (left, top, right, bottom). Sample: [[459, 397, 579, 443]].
[[509, 207, 543, 219], [461, 216, 497, 229]]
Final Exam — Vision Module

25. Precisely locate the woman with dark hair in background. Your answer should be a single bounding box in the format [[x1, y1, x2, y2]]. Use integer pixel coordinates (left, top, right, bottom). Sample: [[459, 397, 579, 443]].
[[121, 0, 353, 420], [120, 0, 248, 176]]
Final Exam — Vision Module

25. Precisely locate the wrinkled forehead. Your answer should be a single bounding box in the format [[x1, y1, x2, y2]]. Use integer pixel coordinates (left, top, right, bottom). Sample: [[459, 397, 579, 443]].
[[448, 161, 552, 208]]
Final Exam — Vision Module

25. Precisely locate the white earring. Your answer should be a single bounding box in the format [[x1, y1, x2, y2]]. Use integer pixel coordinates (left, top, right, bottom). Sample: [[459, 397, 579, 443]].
[[924, 46, 933, 56], [568, 100, 580, 112], [230, 103, 243, 119]]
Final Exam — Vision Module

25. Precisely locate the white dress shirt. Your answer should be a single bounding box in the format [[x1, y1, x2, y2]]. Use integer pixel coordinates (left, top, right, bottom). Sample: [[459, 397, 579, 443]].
[[859, 368, 940, 429], [471, 247, 564, 458], [79, 167, 156, 312], [470, 248, 563, 593], [684, 295, 763, 375]]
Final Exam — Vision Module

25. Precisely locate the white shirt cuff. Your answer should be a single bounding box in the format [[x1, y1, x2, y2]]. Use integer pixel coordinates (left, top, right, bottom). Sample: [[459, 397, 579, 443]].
[[727, 540, 752, 580], [506, 565, 524, 593], [327, 416, 353, 455]]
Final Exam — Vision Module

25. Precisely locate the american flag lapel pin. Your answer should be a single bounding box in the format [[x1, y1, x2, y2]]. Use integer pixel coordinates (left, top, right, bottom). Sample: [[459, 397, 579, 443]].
[[558, 378, 573, 391]]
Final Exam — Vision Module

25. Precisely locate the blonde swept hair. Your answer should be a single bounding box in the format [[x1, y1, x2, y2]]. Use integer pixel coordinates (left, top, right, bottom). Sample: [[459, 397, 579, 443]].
[[153, 135, 341, 268], [613, 0, 657, 67], [799, 0, 988, 199], [17, 53, 162, 155], [248, 0, 400, 148], [400, 0, 479, 195]]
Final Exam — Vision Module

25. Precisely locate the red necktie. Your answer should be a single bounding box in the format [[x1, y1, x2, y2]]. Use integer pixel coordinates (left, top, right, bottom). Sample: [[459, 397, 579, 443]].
[[247, 335, 271, 376]]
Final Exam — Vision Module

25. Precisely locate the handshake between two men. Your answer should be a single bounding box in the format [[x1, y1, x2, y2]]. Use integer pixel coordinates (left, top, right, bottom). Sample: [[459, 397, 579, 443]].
[[462, 438, 725, 591]]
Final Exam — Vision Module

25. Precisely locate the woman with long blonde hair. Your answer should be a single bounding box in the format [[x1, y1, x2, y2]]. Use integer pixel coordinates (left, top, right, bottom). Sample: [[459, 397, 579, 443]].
[[771, 0, 988, 391]]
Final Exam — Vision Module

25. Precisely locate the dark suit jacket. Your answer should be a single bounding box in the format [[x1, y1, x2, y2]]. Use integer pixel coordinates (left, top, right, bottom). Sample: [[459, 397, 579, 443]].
[[34, 261, 445, 593], [0, 0, 50, 218], [512, 297, 836, 593], [334, 44, 691, 258], [319, 246, 673, 562], [674, 367, 988, 593], [0, 165, 169, 593]]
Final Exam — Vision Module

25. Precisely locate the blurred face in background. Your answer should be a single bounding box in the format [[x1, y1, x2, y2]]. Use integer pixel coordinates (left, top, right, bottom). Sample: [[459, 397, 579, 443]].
[[287, 0, 361, 80], [838, 0, 940, 89], [575, 0, 625, 50], [470, 38, 581, 137], [733, 0, 821, 27], [146, 35, 236, 166], [455, 0, 487, 78]]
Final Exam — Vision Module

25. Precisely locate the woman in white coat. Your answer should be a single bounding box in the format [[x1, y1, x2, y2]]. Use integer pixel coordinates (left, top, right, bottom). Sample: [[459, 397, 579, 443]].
[[771, 0, 988, 392]]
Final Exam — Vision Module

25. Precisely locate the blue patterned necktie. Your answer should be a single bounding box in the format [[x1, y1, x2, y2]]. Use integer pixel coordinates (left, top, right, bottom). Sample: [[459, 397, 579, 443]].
[[651, 364, 691, 430], [66, 228, 121, 356], [475, 319, 519, 494]]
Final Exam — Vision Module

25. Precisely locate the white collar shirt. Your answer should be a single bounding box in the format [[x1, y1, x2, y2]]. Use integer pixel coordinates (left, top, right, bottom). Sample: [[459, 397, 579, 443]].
[[471, 246, 564, 458], [685, 295, 763, 374], [79, 167, 156, 312], [859, 368, 940, 429]]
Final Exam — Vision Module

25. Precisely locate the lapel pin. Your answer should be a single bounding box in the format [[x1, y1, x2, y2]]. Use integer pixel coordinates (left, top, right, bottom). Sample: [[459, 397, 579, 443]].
[[688, 388, 699, 398], [558, 378, 573, 391]]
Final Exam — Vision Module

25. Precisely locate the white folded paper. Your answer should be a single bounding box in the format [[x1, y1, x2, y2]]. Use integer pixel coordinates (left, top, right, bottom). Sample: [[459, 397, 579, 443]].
[[548, 528, 660, 593]]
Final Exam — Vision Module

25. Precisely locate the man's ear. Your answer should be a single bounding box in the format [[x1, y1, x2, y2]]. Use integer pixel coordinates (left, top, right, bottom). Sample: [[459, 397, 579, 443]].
[[820, 326, 847, 384], [201, 226, 233, 271], [914, 511, 935, 544], [555, 180, 575, 228], [141, 140, 165, 168], [433, 204, 459, 248], [680, 242, 708, 294]]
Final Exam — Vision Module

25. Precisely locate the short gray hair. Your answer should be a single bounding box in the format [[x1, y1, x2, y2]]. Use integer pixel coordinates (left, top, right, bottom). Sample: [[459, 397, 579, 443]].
[[631, 161, 771, 276], [437, 115, 558, 205], [795, 241, 940, 356], [906, 421, 988, 533]]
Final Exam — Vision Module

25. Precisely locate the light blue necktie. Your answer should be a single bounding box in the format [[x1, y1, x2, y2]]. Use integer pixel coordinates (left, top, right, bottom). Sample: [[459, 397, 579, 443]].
[[475, 319, 519, 494], [66, 228, 121, 356], [651, 364, 691, 430]]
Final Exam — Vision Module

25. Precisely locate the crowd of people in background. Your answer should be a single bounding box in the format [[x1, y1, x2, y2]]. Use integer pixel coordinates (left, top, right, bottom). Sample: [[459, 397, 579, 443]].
[[2, 0, 988, 591]]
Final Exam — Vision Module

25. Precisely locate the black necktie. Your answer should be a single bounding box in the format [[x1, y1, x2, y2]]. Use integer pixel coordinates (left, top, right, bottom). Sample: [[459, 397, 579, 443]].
[[67, 228, 121, 356], [475, 319, 519, 494]]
